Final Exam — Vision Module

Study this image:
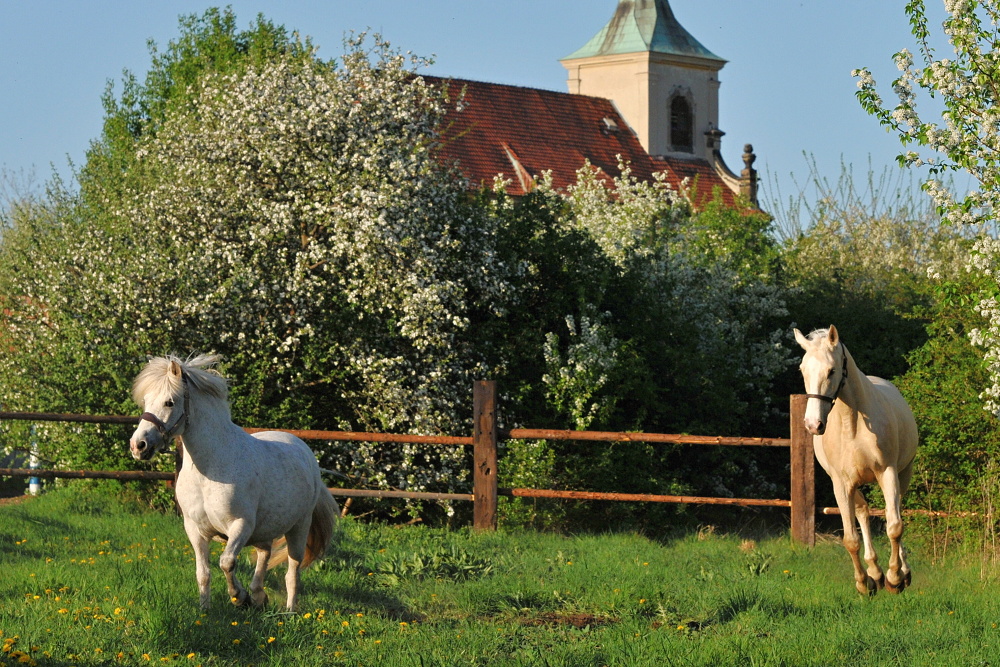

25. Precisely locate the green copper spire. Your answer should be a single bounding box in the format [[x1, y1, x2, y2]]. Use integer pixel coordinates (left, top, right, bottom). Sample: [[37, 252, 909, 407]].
[[564, 0, 724, 62]]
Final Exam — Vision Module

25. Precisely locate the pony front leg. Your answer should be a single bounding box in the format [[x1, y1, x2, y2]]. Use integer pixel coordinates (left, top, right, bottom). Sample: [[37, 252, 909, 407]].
[[219, 521, 253, 607], [184, 521, 213, 609], [832, 483, 877, 595]]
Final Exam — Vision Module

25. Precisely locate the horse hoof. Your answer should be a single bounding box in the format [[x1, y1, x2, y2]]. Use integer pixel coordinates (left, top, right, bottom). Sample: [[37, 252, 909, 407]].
[[251, 592, 268, 608], [904, 571, 912, 587], [885, 576, 907, 594], [857, 577, 879, 596]]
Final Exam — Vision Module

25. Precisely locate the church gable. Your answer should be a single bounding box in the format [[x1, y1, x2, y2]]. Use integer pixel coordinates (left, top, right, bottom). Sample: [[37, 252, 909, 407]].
[[429, 76, 737, 208]]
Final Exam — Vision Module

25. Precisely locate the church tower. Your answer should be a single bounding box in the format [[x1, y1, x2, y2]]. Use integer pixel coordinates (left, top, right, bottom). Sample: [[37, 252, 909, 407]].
[[561, 0, 726, 163]]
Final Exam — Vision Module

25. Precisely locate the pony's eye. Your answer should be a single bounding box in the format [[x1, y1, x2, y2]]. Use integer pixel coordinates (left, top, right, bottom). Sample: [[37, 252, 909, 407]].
[[165, 399, 175, 408], [827, 369, 835, 378]]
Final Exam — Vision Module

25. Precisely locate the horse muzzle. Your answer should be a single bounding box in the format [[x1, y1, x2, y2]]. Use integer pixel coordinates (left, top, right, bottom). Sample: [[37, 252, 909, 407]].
[[804, 418, 826, 436]]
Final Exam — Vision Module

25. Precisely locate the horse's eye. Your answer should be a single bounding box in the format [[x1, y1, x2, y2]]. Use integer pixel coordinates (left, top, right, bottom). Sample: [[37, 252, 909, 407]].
[[827, 369, 835, 378], [165, 399, 175, 408]]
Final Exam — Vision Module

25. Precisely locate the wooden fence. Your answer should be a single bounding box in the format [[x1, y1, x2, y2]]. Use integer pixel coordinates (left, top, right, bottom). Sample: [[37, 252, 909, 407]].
[[0, 384, 817, 546]]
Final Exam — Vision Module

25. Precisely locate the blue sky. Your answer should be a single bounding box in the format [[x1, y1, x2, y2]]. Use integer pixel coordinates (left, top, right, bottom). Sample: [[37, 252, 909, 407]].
[[0, 1, 939, 212]]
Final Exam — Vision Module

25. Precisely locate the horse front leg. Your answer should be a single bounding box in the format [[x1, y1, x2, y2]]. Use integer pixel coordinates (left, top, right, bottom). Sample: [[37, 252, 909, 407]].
[[219, 520, 253, 607], [879, 466, 909, 592], [854, 488, 884, 590], [832, 483, 877, 595]]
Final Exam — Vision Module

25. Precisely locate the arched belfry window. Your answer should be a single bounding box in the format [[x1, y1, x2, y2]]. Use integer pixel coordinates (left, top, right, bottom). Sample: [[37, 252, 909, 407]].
[[670, 96, 694, 153]]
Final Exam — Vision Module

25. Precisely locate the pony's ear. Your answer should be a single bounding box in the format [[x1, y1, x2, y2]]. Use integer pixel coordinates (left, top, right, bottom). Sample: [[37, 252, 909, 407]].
[[168, 360, 183, 378], [793, 328, 810, 350], [827, 324, 839, 347]]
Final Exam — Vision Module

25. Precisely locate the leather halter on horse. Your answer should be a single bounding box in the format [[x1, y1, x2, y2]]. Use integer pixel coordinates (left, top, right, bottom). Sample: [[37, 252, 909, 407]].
[[805, 347, 848, 405], [139, 371, 190, 442]]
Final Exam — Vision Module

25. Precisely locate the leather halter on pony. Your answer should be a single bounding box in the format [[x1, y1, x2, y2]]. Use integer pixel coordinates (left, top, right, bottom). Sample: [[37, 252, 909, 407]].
[[138, 371, 190, 443], [804, 346, 848, 405]]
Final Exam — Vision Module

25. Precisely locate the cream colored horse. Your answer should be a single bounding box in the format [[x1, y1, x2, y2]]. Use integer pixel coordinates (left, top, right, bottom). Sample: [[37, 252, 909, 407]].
[[128, 354, 338, 612], [794, 325, 918, 595]]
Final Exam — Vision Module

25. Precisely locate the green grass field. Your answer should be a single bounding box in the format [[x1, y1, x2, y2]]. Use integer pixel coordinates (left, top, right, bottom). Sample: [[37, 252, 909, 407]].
[[2, 487, 1000, 666]]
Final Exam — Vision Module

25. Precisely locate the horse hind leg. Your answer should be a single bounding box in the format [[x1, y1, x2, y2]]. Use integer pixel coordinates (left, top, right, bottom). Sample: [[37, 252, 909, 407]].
[[854, 489, 884, 590]]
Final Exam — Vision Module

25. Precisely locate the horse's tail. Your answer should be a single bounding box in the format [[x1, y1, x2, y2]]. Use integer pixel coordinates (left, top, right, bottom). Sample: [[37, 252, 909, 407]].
[[267, 489, 340, 570]]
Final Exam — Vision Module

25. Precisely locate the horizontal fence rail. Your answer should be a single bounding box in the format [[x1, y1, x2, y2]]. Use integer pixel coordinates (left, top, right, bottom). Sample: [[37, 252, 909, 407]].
[[0, 386, 817, 545], [504, 428, 790, 447]]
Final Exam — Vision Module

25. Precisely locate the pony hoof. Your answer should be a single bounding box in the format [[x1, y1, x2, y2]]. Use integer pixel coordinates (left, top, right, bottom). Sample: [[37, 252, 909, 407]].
[[251, 592, 268, 608], [231, 592, 251, 607]]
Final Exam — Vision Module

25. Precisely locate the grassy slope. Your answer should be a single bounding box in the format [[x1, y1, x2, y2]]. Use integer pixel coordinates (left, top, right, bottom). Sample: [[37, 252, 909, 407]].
[[1, 488, 999, 666]]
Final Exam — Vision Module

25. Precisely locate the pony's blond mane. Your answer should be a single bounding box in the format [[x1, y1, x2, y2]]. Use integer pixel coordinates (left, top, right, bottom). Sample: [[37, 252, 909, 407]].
[[131, 354, 229, 408]]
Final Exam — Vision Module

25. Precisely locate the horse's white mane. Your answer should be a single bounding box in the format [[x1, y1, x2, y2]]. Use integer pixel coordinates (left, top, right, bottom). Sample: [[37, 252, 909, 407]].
[[132, 354, 229, 407], [804, 328, 832, 343]]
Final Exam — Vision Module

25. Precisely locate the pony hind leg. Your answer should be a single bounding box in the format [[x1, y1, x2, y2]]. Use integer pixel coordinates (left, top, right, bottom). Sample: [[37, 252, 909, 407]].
[[282, 524, 311, 613], [854, 488, 885, 590], [248, 545, 271, 608]]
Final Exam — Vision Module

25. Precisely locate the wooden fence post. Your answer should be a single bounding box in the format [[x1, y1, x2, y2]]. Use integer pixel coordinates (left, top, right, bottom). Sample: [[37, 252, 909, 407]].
[[789, 394, 816, 547], [473, 380, 498, 531]]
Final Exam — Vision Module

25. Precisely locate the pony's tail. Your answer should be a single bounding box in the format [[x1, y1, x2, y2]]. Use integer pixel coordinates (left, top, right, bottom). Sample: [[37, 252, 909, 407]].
[[267, 490, 340, 570]]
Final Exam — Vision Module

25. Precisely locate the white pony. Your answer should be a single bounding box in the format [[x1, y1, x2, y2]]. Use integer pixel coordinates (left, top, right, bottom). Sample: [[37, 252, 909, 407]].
[[794, 325, 918, 595], [128, 354, 338, 611]]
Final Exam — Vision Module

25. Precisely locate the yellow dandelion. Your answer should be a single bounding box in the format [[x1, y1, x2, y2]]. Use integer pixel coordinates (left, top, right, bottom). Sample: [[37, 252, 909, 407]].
[[267, 637, 276, 644], [187, 653, 196, 659], [232, 639, 240, 645]]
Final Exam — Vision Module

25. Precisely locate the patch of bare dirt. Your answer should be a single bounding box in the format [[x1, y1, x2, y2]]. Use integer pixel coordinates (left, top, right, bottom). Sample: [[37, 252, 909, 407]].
[[518, 612, 617, 629]]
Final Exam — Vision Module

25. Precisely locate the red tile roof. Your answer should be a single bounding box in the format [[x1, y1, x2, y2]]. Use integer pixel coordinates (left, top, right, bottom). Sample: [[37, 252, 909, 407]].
[[428, 77, 737, 208]]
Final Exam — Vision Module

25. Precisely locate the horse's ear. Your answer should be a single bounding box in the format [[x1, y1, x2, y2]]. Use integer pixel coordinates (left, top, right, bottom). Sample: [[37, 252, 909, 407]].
[[168, 360, 183, 378], [793, 328, 810, 350], [828, 324, 839, 347]]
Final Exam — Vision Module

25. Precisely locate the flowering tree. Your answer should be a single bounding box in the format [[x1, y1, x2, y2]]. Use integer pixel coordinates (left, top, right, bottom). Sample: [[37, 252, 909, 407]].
[[0, 21, 511, 500], [853, 0, 1000, 414]]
